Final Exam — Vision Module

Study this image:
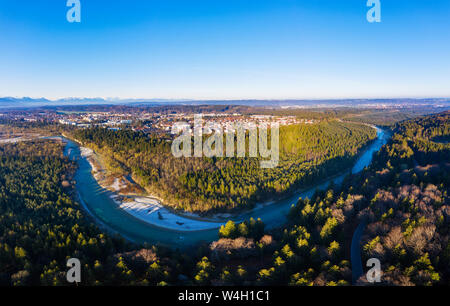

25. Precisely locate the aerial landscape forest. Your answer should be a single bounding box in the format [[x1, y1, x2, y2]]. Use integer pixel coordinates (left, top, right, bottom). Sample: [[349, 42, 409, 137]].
[[0, 108, 448, 286], [1, 0, 450, 297], [69, 120, 377, 212]]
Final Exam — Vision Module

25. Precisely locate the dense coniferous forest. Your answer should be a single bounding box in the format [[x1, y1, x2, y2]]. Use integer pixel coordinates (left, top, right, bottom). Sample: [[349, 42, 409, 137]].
[[0, 140, 185, 285], [249, 112, 449, 286], [70, 121, 377, 213], [0, 112, 448, 286]]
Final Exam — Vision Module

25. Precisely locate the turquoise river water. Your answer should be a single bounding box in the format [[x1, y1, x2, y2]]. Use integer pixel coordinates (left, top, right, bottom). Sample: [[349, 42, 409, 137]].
[[61, 127, 391, 248]]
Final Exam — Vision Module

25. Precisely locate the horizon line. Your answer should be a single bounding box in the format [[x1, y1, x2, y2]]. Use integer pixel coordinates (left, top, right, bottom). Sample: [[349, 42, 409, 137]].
[[2, 96, 450, 102]]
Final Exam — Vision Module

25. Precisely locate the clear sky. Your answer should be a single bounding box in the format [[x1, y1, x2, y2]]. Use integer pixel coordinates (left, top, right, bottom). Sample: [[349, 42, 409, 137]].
[[0, 0, 449, 100]]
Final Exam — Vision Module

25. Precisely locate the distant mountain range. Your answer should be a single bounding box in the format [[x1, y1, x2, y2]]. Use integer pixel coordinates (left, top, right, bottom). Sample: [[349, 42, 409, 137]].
[[0, 97, 188, 108], [1, 96, 449, 109]]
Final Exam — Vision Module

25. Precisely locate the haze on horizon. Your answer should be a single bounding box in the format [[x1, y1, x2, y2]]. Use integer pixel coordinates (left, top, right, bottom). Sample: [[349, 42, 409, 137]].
[[0, 0, 449, 100]]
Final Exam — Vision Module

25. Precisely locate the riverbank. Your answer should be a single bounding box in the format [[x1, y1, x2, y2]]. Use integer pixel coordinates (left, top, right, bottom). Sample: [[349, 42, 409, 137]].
[[78, 143, 144, 193], [76, 139, 367, 226], [112, 196, 224, 231], [0, 133, 44, 144], [67, 125, 388, 234], [75, 141, 226, 231], [58, 126, 391, 247]]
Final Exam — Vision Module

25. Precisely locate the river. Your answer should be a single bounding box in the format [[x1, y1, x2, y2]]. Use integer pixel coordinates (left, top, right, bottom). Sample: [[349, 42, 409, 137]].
[[62, 127, 391, 248]]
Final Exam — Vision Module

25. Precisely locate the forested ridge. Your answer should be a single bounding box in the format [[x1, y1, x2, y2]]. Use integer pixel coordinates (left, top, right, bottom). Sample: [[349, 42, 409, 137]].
[[0, 112, 448, 286], [0, 140, 118, 285], [246, 112, 449, 286], [0, 140, 185, 286], [71, 121, 377, 213], [181, 112, 449, 286]]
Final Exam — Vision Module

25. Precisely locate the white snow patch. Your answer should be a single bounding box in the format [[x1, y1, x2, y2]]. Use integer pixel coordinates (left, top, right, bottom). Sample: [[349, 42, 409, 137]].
[[110, 178, 126, 191], [80, 147, 94, 157], [118, 197, 225, 231], [0, 137, 26, 144]]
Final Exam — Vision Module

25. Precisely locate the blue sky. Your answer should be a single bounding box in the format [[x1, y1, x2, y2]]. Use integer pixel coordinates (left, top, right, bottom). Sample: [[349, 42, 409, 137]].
[[0, 0, 449, 100]]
